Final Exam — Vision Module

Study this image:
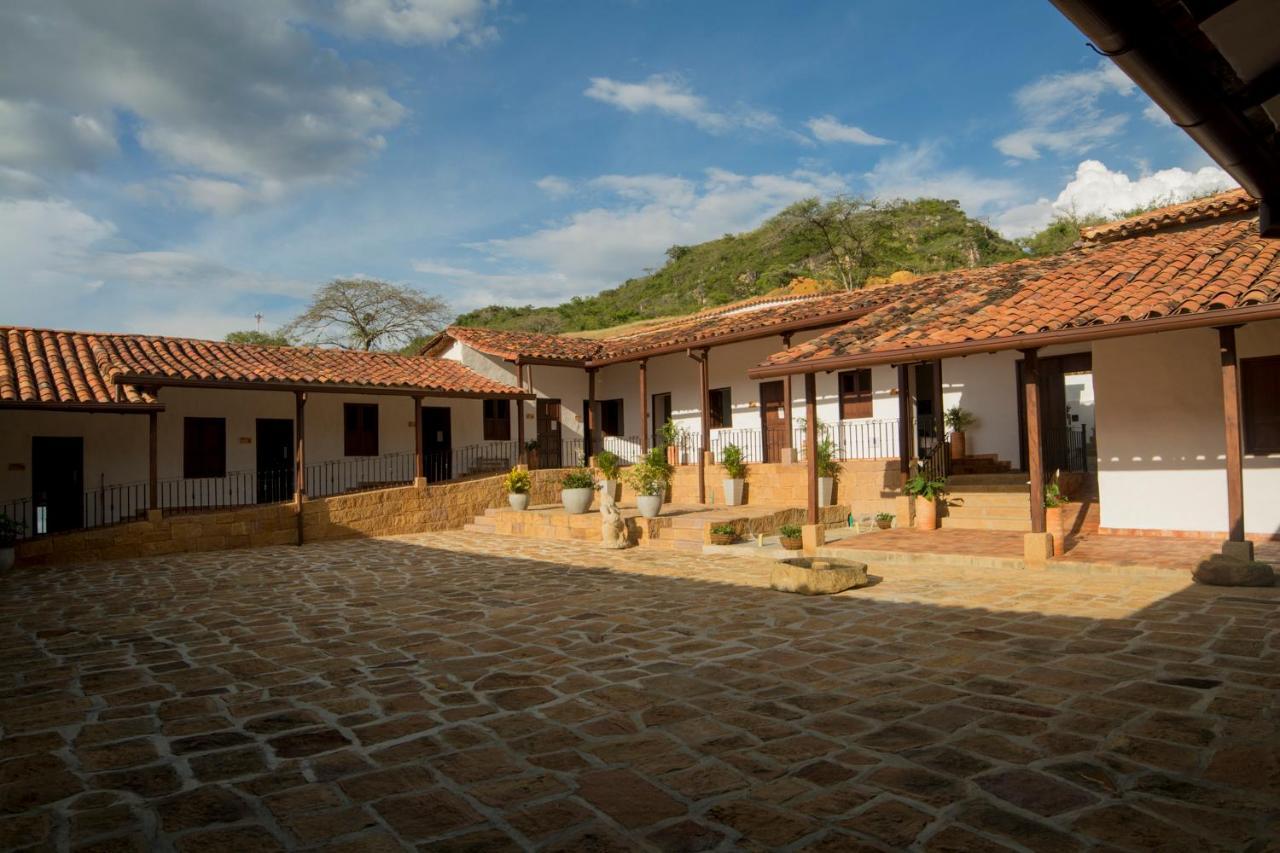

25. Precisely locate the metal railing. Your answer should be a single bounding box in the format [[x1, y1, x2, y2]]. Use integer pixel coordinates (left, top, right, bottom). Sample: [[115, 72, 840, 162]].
[[793, 419, 902, 461], [1044, 424, 1092, 473], [917, 436, 951, 483], [549, 436, 645, 469]]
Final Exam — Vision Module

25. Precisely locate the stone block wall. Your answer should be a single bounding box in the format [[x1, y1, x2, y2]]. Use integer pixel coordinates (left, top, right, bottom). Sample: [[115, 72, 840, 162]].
[[640, 457, 899, 515]]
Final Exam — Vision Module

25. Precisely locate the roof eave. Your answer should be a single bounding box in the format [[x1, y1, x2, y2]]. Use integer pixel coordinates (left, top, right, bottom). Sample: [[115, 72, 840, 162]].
[[0, 400, 165, 414], [111, 375, 534, 400], [747, 302, 1280, 378]]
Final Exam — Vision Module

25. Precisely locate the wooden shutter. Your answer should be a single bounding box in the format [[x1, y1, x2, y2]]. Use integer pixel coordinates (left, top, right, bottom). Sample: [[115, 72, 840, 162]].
[[483, 399, 510, 441], [344, 404, 379, 456], [839, 370, 872, 419], [183, 417, 226, 479], [1242, 355, 1280, 453]]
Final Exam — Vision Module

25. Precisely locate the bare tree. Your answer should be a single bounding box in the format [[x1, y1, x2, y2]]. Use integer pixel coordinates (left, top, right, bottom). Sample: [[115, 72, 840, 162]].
[[284, 278, 450, 351], [780, 196, 887, 290]]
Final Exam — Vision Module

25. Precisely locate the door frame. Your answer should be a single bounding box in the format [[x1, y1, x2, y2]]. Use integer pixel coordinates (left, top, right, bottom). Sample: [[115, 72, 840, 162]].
[[1016, 351, 1093, 472], [32, 436, 84, 534], [759, 380, 786, 463], [535, 398, 562, 468], [422, 406, 453, 483], [255, 418, 294, 504]]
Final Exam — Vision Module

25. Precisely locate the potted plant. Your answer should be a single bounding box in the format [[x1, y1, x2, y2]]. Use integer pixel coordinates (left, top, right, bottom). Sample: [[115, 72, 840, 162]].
[[0, 512, 22, 571], [944, 407, 977, 459], [560, 468, 595, 514], [624, 447, 672, 518], [778, 523, 803, 551], [1044, 475, 1069, 556], [875, 512, 894, 530], [595, 450, 621, 502], [721, 443, 747, 506], [816, 438, 840, 506], [504, 467, 532, 511], [905, 472, 947, 531], [524, 438, 540, 469], [659, 419, 681, 466], [709, 522, 738, 546]]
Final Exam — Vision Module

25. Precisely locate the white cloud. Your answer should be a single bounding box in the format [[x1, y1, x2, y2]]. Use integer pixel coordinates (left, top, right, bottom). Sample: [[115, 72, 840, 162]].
[[321, 0, 499, 45], [990, 159, 1237, 237], [1143, 101, 1170, 125], [535, 175, 573, 198], [436, 168, 846, 307], [865, 143, 1024, 212], [995, 62, 1135, 160], [806, 115, 891, 146], [584, 73, 780, 135], [0, 100, 119, 173]]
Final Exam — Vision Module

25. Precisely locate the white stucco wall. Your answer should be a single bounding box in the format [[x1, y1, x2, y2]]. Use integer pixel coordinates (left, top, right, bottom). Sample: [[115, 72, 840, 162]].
[[1094, 321, 1280, 536]]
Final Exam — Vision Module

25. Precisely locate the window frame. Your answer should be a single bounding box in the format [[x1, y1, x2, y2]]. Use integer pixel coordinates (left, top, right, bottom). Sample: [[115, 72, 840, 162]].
[[599, 399, 624, 437], [183, 417, 226, 479], [343, 403, 380, 457], [1241, 355, 1280, 454], [708, 387, 732, 429], [838, 369, 873, 420], [482, 399, 511, 441]]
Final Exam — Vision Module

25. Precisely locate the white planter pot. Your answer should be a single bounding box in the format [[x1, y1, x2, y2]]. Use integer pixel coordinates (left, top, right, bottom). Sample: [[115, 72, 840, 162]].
[[723, 478, 745, 506], [508, 493, 530, 511], [818, 477, 834, 506], [636, 494, 663, 518], [561, 488, 594, 515], [0, 547, 13, 572]]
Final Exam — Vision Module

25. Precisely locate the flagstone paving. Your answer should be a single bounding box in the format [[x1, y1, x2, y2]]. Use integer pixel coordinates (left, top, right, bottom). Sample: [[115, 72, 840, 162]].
[[0, 531, 1277, 852]]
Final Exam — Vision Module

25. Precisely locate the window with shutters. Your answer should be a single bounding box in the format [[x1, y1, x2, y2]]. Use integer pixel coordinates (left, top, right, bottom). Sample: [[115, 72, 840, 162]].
[[838, 369, 873, 419], [709, 388, 732, 429], [344, 403, 379, 456], [183, 417, 226, 479], [482, 399, 511, 440], [1242, 355, 1280, 454]]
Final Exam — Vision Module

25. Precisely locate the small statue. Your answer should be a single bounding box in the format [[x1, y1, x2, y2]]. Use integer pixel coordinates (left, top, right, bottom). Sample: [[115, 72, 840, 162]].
[[599, 483, 628, 549]]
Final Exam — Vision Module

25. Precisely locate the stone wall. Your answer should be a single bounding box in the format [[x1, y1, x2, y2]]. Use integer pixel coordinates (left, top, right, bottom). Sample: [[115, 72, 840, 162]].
[[16, 468, 575, 568]]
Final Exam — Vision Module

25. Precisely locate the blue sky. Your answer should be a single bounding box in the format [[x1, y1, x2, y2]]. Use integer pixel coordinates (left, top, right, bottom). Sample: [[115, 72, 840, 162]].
[[0, 1, 1235, 339]]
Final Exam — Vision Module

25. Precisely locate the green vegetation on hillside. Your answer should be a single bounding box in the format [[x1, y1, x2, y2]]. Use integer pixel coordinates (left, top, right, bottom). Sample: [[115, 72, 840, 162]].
[[455, 197, 1025, 334]]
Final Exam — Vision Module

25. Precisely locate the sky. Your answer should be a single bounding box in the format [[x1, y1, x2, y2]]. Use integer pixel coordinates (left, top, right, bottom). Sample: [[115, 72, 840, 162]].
[[0, 0, 1238, 340]]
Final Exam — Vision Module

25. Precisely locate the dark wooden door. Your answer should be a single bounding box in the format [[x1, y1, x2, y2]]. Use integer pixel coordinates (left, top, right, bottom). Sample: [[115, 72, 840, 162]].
[[535, 399, 561, 468], [1017, 352, 1092, 473], [32, 436, 83, 534], [255, 419, 294, 503], [651, 393, 672, 450], [760, 381, 787, 463], [422, 407, 452, 482], [914, 363, 939, 452]]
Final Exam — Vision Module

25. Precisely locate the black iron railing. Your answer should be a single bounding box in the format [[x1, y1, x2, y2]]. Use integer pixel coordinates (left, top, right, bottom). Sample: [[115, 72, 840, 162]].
[[1044, 424, 1092, 473], [917, 436, 951, 483]]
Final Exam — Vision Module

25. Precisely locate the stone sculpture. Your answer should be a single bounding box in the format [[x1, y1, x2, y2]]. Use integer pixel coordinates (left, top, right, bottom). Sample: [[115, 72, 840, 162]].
[[599, 484, 628, 549]]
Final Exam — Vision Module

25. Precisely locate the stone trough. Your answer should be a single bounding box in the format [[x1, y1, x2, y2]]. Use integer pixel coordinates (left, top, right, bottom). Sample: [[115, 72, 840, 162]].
[[770, 557, 869, 595]]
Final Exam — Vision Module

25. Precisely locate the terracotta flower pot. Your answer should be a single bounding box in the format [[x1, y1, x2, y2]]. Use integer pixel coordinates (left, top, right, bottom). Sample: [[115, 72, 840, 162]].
[[914, 496, 938, 531], [1045, 505, 1066, 556], [779, 536, 803, 551], [876, 519, 892, 530], [709, 532, 737, 546], [950, 431, 967, 459], [666, 445, 679, 467]]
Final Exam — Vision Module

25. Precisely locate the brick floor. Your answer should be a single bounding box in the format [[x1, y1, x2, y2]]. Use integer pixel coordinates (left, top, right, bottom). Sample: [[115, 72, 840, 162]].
[[1, 532, 1277, 851]]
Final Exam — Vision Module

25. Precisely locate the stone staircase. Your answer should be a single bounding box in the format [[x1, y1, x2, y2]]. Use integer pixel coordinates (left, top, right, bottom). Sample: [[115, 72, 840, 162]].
[[948, 454, 1013, 476], [939, 472, 1100, 536]]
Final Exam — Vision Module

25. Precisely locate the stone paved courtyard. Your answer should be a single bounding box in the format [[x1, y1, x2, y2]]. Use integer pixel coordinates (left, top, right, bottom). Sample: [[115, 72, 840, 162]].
[[1, 533, 1277, 852]]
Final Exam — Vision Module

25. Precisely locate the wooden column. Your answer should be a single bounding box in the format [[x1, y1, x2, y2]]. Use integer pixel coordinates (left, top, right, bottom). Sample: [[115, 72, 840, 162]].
[[516, 363, 526, 464], [639, 359, 649, 452], [897, 363, 913, 479], [412, 396, 424, 480], [805, 372, 819, 524], [147, 410, 158, 510], [586, 367, 597, 462], [294, 391, 306, 545], [932, 359, 945, 450], [1021, 349, 1045, 533], [782, 333, 794, 450], [1218, 326, 1245, 541], [699, 348, 710, 504]]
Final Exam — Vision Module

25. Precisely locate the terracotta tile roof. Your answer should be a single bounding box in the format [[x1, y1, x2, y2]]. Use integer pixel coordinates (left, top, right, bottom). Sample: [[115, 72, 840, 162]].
[[1, 327, 527, 409], [1079, 188, 1255, 244], [434, 326, 606, 362], [756, 209, 1280, 372]]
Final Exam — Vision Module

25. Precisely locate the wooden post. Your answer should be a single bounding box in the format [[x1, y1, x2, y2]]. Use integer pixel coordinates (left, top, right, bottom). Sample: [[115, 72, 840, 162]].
[[782, 333, 794, 450], [586, 367, 597, 463], [639, 359, 649, 452], [805, 372, 818, 525], [932, 359, 945, 452], [1022, 349, 1045, 533], [699, 348, 710, 504], [1218, 326, 1245, 542], [148, 410, 158, 510], [412, 396, 423, 480], [897, 363, 913, 480], [294, 391, 306, 545], [515, 362, 526, 465]]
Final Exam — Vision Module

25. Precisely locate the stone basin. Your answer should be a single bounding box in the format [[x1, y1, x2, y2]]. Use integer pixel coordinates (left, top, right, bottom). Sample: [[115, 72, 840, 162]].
[[771, 557, 869, 595]]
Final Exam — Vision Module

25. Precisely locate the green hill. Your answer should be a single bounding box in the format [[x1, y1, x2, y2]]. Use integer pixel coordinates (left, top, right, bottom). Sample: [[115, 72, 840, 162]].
[[454, 197, 1026, 334]]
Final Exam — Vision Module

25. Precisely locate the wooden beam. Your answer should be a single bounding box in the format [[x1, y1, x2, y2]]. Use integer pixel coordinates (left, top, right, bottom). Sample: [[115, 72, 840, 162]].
[[412, 396, 424, 480], [295, 391, 306, 546], [1022, 349, 1046, 533], [782, 333, 794, 450], [700, 348, 710, 504], [897, 363, 913, 478], [586, 367, 597, 462], [639, 359, 649, 453], [148, 410, 158, 511], [805, 372, 818, 525], [1218, 326, 1246, 541]]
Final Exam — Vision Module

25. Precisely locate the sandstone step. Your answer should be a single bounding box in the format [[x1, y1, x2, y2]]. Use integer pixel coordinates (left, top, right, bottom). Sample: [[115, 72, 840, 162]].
[[940, 516, 1032, 532], [941, 505, 1031, 521], [948, 473, 1029, 485], [945, 492, 1032, 508]]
